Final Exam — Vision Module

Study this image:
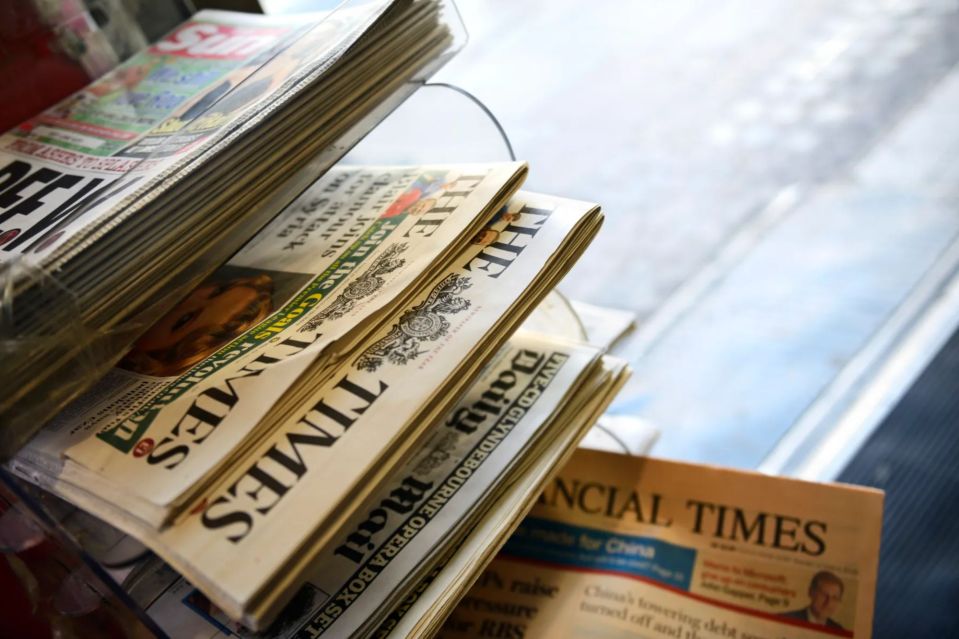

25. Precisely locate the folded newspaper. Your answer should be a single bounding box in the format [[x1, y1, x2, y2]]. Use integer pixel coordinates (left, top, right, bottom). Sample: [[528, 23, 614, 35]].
[[12, 164, 606, 627], [0, 0, 458, 456], [17, 162, 528, 529], [426, 450, 883, 639], [124, 329, 629, 637]]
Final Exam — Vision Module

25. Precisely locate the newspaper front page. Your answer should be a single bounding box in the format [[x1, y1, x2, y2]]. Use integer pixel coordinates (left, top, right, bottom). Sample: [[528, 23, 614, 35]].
[[21, 162, 524, 525], [441, 450, 883, 639], [134, 332, 613, 638], [0, 4, 383, 265], [159, 192, 600, 625], [15, 190, 602, 627]]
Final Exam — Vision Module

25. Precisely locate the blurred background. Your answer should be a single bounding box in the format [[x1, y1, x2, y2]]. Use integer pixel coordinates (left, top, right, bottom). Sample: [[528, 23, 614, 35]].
[[4, 0, 957, 636], [431, 4, 959, 637], [432, 0, 959, 470], [356, 3, 959, 636]]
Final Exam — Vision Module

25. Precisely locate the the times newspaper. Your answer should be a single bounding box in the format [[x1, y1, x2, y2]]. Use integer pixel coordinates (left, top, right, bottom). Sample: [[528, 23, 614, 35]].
[[132, 332, 625, 638], [151, 190, 599, 626], [21, 163, 525, 526], [0, 5, 383, 264], [14, 185, 602, 627], [440, 450, 883, 639]]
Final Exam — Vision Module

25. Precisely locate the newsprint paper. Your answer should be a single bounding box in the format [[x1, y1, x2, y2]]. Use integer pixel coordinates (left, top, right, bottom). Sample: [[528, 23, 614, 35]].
[[0, 5, 381, 265], [124, 332, 627, 638], [18, 162, 526, 528], [1, 0, 455, 456], [13, 187, 602, 628], [437, 450, 883, 639]]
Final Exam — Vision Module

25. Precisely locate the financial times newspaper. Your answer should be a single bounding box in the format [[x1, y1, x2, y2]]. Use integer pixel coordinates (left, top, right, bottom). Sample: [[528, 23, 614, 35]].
[[20, 162, 524, 526], [136, 332, 607, 638], [442, 450, 883, 639], [0, 4, 384, 266]]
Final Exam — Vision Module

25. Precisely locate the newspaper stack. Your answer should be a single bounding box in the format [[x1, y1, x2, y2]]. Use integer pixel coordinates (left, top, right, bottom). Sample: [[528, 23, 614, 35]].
[[13, 162, 611, 629], [125, 328, 628, 638], [0, 0, 456, 455]]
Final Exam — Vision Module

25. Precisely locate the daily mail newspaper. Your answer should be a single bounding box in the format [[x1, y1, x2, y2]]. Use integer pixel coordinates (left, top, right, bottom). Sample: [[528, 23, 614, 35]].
[[374, 357, 631, 639], [368, 300, 644, 639], [0, 4, 384, 266], [441, 450, 884, 639], [133, 331, 617, 638], [283, 335, 609, 638], [17, 162, 526, 526]]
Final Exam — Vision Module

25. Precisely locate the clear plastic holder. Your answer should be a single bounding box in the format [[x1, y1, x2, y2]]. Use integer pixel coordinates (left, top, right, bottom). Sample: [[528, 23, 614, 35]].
[[0, 471, 165, 637], [0, 1, 475, 635], [0, 1, 616, 632], [0, 0, 467, 458], [342, 79, 515, 165]]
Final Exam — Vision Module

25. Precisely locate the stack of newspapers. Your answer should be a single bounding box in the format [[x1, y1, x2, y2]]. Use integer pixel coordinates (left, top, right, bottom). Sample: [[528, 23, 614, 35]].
[[1, 1, 634, 636], [12, 162, 630, 634], [0, 0, 457, 454]]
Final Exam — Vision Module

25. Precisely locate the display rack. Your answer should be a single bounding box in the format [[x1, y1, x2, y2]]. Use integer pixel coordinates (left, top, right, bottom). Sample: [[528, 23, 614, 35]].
[[0, 0, 467, 456], [0, 1, 526, 636]]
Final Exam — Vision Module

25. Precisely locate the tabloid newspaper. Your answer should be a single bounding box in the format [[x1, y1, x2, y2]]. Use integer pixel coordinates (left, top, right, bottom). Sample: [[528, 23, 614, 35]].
[[0, 3, 383, 266], [439, 450, 884, 639], [18, 162, 526, 527], [373, 357, 631, 639]]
